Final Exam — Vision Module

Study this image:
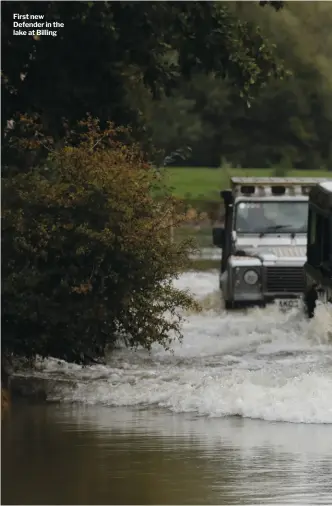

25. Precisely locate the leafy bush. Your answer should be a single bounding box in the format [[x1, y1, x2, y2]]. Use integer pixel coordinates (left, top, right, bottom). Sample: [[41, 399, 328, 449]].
[[2, 118, 197, 365]]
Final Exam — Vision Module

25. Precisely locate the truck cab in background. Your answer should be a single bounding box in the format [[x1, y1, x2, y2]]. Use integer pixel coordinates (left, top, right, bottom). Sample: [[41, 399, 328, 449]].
[[212, 177, 330, 310], [303, 181, 332, 318]]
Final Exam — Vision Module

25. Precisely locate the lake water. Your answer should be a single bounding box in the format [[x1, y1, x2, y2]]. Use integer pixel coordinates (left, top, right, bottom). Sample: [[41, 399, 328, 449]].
[[2, 271, 332, 504]]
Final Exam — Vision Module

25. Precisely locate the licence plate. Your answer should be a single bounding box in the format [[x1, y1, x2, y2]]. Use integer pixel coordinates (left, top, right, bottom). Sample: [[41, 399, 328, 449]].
[[277, 298, 301, 310]]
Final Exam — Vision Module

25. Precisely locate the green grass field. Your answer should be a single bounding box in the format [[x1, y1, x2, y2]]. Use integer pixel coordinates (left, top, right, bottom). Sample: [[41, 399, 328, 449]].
[[166, 167, 332, 200]]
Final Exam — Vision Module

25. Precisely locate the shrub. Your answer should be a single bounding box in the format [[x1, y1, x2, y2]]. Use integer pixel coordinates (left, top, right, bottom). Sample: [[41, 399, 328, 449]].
[[2, 118, 197, 365]]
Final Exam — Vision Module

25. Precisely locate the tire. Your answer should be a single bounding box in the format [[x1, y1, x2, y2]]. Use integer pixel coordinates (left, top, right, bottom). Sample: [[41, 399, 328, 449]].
[[303, 285, 318, 319]]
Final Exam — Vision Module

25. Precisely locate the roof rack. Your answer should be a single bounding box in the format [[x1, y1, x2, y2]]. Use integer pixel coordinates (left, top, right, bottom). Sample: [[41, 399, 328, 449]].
[[318, 181, 332, 194], [230, 177, 330, 185], [230, 177, 332, 197], [310, 181, 332, 209]]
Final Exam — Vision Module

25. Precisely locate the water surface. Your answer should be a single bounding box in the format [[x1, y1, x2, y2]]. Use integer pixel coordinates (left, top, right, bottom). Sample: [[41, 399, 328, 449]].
[[2, 271, 332, 504], [2, 403, 332, 505]]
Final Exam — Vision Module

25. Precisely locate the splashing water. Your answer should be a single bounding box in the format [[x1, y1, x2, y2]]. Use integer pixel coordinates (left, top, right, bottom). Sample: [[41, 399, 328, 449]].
[[30, 271, 332, 424]]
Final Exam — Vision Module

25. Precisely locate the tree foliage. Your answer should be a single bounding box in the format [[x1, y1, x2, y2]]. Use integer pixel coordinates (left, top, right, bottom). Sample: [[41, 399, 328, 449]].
[[132, 2, 332, 169], [2, 118, 198, 365], [2, 1, 283, 164]]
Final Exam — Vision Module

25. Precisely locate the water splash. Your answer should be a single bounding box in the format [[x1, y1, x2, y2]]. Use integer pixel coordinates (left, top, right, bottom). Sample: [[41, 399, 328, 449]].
[[27, 272, 332, 424]]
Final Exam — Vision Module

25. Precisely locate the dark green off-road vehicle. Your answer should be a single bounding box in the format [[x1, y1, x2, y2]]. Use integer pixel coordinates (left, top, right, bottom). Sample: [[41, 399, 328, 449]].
[[303, 181, 332, 318]]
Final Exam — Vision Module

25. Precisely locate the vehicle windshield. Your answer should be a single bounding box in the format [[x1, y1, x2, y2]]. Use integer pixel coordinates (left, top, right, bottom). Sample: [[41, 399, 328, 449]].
[[235, 200, 308, 234]]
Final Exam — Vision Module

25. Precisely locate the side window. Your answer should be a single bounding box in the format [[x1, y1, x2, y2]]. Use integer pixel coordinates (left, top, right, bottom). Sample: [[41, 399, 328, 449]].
[[308, 203, 332, 268], [322, 217, 330, 262], [316, 214, 324, 251], [330, 218, 332, 262], [308, 208, 316, 245], [308, 207, 325, 267]]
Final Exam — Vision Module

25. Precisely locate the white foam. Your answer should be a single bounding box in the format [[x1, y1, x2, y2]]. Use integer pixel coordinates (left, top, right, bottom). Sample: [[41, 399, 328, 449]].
[[33, 272, 332, 424], [173, 269, 220, 299]]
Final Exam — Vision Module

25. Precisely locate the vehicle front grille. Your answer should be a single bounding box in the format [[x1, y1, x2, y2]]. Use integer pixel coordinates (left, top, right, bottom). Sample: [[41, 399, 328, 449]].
[[265, 266, 305, 293]]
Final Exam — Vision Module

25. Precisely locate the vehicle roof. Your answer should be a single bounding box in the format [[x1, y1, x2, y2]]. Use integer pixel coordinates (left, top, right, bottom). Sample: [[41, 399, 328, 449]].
[[319, 181, 332, 193], [310, 180, 332, 210], [231, 177, 330, 185], [233, 195, 309, 201]]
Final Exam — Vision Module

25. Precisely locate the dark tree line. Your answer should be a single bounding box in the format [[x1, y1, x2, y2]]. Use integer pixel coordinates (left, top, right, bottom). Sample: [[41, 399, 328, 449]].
[[5, 2, 329, 171], [134, 2, 332, 169], [2, 1, 283, 171]]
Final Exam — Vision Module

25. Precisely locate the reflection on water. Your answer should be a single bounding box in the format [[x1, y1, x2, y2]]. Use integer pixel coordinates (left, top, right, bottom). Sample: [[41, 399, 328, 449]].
[[2, 403, 332, 505]]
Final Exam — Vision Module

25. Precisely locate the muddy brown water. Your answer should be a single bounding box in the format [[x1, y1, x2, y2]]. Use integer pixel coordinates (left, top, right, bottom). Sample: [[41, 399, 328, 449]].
[[2, 402, 332, 505]]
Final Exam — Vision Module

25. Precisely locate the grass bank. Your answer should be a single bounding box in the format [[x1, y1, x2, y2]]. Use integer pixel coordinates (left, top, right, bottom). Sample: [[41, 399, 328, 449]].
[[166, 167, 332, 200], [175, 225, 213, 249]]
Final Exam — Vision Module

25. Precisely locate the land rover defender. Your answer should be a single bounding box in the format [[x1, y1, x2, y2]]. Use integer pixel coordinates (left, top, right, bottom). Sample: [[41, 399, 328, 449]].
[[303, 181, 332, 318], [212, 177, 329, 310]]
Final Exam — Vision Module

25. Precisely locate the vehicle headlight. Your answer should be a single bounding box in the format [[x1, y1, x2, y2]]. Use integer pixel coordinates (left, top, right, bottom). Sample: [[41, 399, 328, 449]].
[[243, 269, 259, 285]]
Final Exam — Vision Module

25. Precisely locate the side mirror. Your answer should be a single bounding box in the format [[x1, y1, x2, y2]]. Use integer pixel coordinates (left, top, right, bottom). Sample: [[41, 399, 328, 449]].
[[220, 189, 233, 205], [212, 227, 225, 248]]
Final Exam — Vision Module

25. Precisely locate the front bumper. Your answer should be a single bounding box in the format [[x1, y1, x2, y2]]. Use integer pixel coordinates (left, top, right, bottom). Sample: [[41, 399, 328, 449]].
[[233, 292, 301, 303]]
